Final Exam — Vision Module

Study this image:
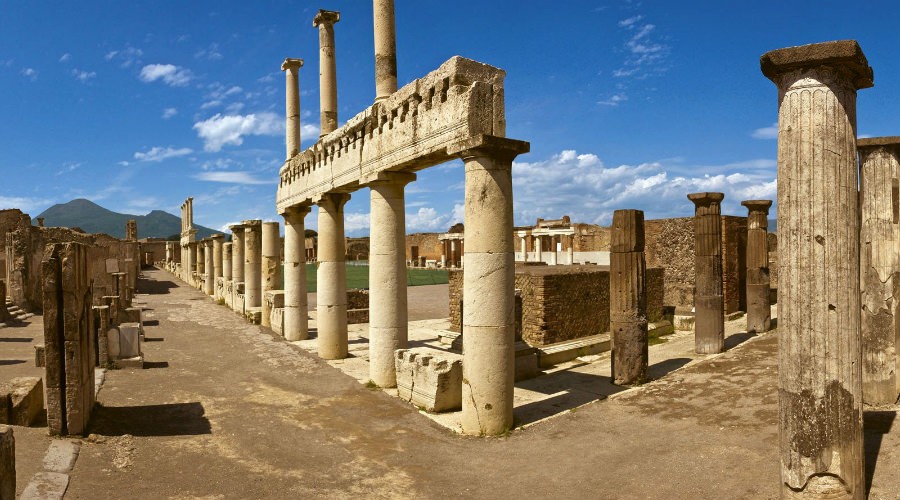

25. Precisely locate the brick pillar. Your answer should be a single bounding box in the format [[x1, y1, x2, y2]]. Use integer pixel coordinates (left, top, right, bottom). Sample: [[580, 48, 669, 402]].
[[688, 192, 725, 354], [610, 209, 648, 385]]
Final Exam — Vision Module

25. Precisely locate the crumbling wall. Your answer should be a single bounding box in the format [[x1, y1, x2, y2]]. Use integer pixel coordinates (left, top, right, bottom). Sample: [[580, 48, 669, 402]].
[[572, 223, 610, 252], [406, 232, 443, 261]]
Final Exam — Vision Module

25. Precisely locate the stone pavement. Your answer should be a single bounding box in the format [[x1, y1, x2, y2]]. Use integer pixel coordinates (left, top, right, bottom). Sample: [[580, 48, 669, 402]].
[[6, 268, 896, 499]]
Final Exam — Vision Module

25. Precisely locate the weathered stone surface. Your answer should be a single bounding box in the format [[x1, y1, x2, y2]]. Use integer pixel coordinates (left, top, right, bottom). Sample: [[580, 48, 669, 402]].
[[242, 220, 262, 309], [316, 193, 350, 360], [34, 345, 45, 367], [42, 439, 80, 473], [742, 200, 772, 333], [395, 349, 462, 413], [688, 192, 725, 354], [261, 222, 281, 328], [373, 0, 398, 100], [92, 305, 110, 366], [762, 39, 870, 498], [314, 9, 340, 135], [0, 425, 13, 500], [265, 290, 285, 335], [19, 471, 68, 500], [283, 206, 311, 341], [0, 377, 43, 426], [610, 209, 648, 385]]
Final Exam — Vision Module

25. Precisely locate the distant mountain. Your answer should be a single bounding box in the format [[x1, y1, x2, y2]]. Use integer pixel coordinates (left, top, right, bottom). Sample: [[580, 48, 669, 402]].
[[34, 199, 219, 239]]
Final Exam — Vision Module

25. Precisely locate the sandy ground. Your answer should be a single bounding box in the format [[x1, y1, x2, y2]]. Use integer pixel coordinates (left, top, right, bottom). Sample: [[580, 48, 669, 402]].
[[3, 268, 899, 499]]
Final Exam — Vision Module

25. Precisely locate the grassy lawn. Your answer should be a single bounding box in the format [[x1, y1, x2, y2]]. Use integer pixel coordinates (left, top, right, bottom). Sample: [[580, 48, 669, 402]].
[[304, 263, 448, 292]]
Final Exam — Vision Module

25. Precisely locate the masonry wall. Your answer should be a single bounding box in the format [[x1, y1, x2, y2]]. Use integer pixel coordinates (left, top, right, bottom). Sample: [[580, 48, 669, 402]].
[[406, 232, 442, 261], [572, 223, 610, 252]]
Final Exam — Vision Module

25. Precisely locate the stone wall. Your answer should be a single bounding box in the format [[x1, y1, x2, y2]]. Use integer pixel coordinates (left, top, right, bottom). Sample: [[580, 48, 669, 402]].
[[139, 239, 169, 266], [406, 232, 442, 261], [572, 223, 610, 252], [346, 237, 370, 261], [448, 269, 463, 332]]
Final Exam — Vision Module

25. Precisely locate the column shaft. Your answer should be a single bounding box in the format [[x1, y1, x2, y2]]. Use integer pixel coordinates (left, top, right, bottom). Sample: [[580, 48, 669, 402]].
[[284, 207, 311, 341], [282, 59, 304, 159], [223, 243, 233, 281], [742, 200, 772, 333], [317, 193, 351, 359], [688, 192, 724, 354], [610, 210, 648, 385], [372, 0, 398, 100], [204, 240, 214, 296], [314, 10, 340, 136], [243, 221, 262, 309], [261, 222, 282, 328]]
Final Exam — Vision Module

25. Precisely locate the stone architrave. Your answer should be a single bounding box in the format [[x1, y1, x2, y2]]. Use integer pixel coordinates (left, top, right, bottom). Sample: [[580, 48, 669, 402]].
[[858, 136, 900, 404], [687, 192, 725, 354], [314, 10, 340, 136], [741, 200, 772, 333], [365, 171, 415, 387], [281, 58, 304, 160], [448, 135, 529, 436], [316, 192, 351, 359], [283, 206, 311, 341], [761, 39, 873, 498], [243, 220, 263, 309], [372, 0, 397, 100], [0, 425, 13, 500], [610, 209, 648, 385], [261, 222, 282, 328]]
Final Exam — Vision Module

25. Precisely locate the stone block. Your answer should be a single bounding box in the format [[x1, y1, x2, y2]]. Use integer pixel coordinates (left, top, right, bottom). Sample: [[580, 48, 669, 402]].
[[42, 439, 80, 474], [514, 341, 539, 381], [395, 349, 463, 413], [34, 345, 45, 367], [116, 323, 141, 359], [19, 471, 68, 500], [0, 377, 44, 426], [0, 425, 13, 500]]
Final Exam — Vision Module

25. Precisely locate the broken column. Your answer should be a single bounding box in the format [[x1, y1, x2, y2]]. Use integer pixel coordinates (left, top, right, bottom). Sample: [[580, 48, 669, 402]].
[[373, 0, 397, 101], [283, 206, 311, 341], [858, 137, 900, 404], [281, 58, 304, 160], [316, 192, 351, 359], [449, 135, 529, 436], [314, 9, 340, 136], [365, 171, 415, 387], [761, 39, 872, 498], [687, 192, 725, 354], [741, 200, 772, 333], [243, 220, 263, 311], [261, 222, 282, 328], [610, 209, 648, 385], [0, 425, 12, 500]]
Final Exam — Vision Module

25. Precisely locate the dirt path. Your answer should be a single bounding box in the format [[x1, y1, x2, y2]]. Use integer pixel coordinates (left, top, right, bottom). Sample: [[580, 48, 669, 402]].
[[57, 269, 899, 499]]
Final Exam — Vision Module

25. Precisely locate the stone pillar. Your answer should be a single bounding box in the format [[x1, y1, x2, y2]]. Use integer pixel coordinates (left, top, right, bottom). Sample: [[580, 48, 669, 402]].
[[223, 243, 233, 281], [449, 135, 529, 436], [314, 10, 340, 136], [687, 192, 724, 354], [741, 200, 772, 333], [520, 236, 527, 262], [281, 58, 304, 160], [761, 40, 872, 498], [204, 239, 214, 296], [567, 235, 575, 265], [610, 209, 648, 385], [181, 244, 190, 282], [212, 234, 224, 281], [0, 425, 13, 500], [242, 220, 262, 309], [535, 235, 543, 263], [283, 206, 311, 341], [230, 225, 246, 285], [261, 222, 282, 328], [365, 171, 415, 387], [440, 240, 447, 267], [548, 236, 558, 266], [192, 242, 200, 287], [372, 0, 397, 101], [858, 137, 900, 405], [165, 243, 172, 263], [316, 192, 351, 359]]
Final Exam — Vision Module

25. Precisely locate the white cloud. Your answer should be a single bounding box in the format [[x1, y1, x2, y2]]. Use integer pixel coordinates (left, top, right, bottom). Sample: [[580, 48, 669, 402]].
[[139, 63, 193, 86], [162, 107, 178, 119], [133, 146, 193, 162], [195, 43, 223, 61], [55, 161, 83, 176], [20, 68, 38, 81], [105, 46, 143, 67], [72, 69, 96, 82], [618, 15, 644, 27], [598, 93, 628, 106], [302, 123, 320, 139], [0, 196, 51, 213], [751, 123, 778, 139], [613, 15, 670, 80], [194, 171, 271, 185], [58, 53, 71, 63], [192, 112, 283, 152]]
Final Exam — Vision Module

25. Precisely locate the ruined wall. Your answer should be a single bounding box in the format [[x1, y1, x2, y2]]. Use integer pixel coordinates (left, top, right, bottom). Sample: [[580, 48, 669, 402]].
[[406, 232, 442, 261], [346, 237, 370, 261], [139, 239, 169, 266], [722, 216, 747, 313], [572, 223, 610, 252]]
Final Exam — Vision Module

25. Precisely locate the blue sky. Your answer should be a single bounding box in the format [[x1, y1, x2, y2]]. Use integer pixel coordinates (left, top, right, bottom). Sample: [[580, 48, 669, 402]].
[[2, 1, 899, 236]]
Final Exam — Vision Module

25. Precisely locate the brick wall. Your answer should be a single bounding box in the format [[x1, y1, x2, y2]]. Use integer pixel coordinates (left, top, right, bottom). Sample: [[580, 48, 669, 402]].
[[406, 233, 443, 261]]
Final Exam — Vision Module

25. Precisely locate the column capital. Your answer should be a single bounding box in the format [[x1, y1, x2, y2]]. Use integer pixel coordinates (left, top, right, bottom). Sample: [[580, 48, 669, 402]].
[[282, 204, 312, 219], [687, 192, 724, 206], [211, 233, 225, 242], [858, 136, 900, 155], [447, 134, 530, 162], [360, 170, 416, 187], [741, 199, 773, 214], [313, 9, 340, 27], [281, 58, 304, 72], [760, 40, 873, 90], [228, 223, 246, 233], [313, 191, 351, 208], [241, 219, 262, 231]]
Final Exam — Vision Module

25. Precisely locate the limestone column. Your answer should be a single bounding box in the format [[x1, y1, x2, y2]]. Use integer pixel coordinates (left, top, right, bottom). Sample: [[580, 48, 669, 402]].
[[520, 236, 527, 262], [535, 235, 543, 263], [181, 244, 189, 282], [610, 209, 648, 385], [192, 242, 200, 287], [261, 221, 282, 328], [460, 239, 465, 269], [165, 243, 172, 264], [449, 136, 529, 436], [688, 192, 724, 354], [223, 242, 233, 282], [283, 206, 311, 341], [229, 224, 246, 311], [212, 234, 224, 281], [741, 200, 772, 333], [316, 192, 351, 359], [365, 171, 416, 387], [372, 0, 397, 101], [204, 239, 214, 296], [450, 240, 457, 268], [314, 10, 340, 136], [761, 40, 872, 498], [549, 236, 558, 266], [281, 58, 304, 160], [440, 240, 447, 267], [243, 220, 263, 309], [858, 137, 900, 404]]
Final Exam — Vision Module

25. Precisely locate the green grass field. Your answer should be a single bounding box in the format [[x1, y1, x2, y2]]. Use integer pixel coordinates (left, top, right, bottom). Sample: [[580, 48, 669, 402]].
[[304, 263, 448, 292]]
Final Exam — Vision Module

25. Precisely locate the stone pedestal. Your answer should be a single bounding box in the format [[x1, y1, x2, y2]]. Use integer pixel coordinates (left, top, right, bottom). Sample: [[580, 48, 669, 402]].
[[283, 206, 311, 341], [242, 220, 262, 309], [688, 192, 725, 354], [281, 58, 304, 159], [761, 39, 872, 498], [373, 0, 397, 101], [741, 200, 772, 333], [610, 209, 648, 385], [316, 192, 351, 359], [365, 171, 415, 387], [261, 222, 282, 328], [314, 10, 340, 136]]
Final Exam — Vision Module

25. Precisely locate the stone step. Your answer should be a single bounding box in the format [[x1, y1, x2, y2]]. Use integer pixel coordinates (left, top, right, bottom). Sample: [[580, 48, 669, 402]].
[[536, 333, 611, 368]]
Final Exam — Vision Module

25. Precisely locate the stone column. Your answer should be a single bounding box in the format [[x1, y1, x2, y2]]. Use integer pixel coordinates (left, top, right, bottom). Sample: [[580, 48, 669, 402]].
[[858, 137, 900, 404], [192, 242, 200, 287], [243, 220, 263, 309], [535, 235, 543, 263], [567, 235, 575, 265], [688, 192, 724, 354], [520, 236, 527, 262], [610, 209, 648, 385], [281, 58, 304, 160], [316, 192, 351, 359], [223, 243, 233, 281], [165, 243, 172, 263], [229, 224, 246, 311], [181, 244, 190, 282], [372, 0, 397, 101], [548, 236, 558, 266], [212, 234, 224, 281], [365, 171, 415, 387], [204, 239, 214, 296], [440, 240, 447, 267], [0, 425, 14, 499], [314, 10, 340, 136], [261, 221, 282, 328], [283, 206, 311, 341], [761, 40, 872, 498], [741, 200, 772, 333], [449, 135, 529, 436]]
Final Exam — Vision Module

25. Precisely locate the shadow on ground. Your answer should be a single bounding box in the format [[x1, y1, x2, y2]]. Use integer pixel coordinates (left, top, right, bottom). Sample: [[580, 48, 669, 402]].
[[90, 402, 212, 437], [865, 409, 896, 495], [137, 274, 178, 295], [0, 337, 33, 342]]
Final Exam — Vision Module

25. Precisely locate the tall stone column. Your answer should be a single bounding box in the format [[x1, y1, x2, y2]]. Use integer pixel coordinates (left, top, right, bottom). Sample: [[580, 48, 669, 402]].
[[281, 58, 304, 160], [611, 209, 648, 385], [204, 239, 214, 296], [212, 234, 224, 281], [761, 40, 872, 498], [440, 240, 447, 267], [372, 0, 397, 101], [181, 244, 190, 282], [223, 242, 233, 281], [858, 137, 900, 405], [261, 222, 282, 328], [449, 135, 529, 436], [314, 10, 340, 136], [549, 236, 558, 266], [741, 200, 772, 333], [243, 220, 263, 309], [535, 235, 543, 263], [229, 224, 246, 311], [365, 171, 415, 387], [165, 243, 172, 264], [688, 192, 725, 354], [520, 236, 527, 262], [283, 206, 311, 341], [316, 192, 351, 359], [567, 235, 575, 265], [192, 242, 200, 287]]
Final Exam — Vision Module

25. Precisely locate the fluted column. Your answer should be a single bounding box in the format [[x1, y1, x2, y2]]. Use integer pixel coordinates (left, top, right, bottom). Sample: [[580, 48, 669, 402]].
[[761, 39, 873, 498], [316, 192, 351, 359], [365, 171, 416, 387], [243, 220, 263, 309], [229, 224, 246, 311], [223, 242, 232, 281], [373, 0, 397, 101], [282, 58, 304, 160], [611, 210, 648, 385], [212, 234, 224, 281], [688, 192, 724, 354], [741, 200, 772, 333], [261, 222, 282, 328], [283, 206, 312, 341], [314, 10, 340, 136]]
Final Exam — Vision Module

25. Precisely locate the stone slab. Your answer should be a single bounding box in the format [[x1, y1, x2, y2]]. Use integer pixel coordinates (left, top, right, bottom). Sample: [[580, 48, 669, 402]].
[[395, 349, 463, 413], [42, 439, 81, 473], [115, 355, 144, 369], [0, 377, 44, 426], [537, 333, 611, 368], [19, 471, 69, 500]]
